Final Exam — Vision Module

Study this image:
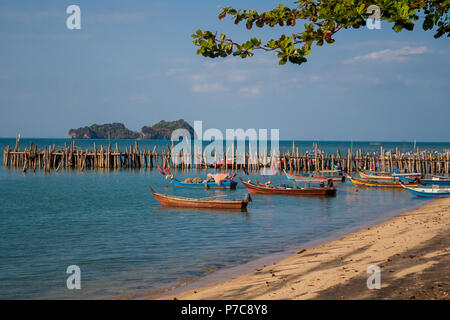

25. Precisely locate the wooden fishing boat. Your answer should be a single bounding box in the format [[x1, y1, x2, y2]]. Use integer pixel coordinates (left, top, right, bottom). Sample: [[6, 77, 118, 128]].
[[284, 169, 345, 182], [348, 176, 418, 188], [359, 171, 422, 181], [359, 172, 394, 181], [397, 176, 450, 186], [238, 177, 336, 196], [170, 177, 237, 189], [432, 175, 450, 181], [149, 186, 250, 210], [254, 178, 298, 188], [392, 172, 422, 178], [401, 185, 450, 198]]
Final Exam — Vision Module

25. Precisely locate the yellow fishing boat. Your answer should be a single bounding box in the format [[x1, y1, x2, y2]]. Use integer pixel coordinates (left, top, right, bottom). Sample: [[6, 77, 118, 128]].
[[359, 172, 394, 181], [349, 176, 418, 188]]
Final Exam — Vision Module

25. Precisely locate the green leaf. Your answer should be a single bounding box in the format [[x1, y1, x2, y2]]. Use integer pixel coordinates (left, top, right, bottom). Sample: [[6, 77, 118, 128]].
[[279, 57, 287, 65], [357, 3, 366, 15], [393, 23, 403, 32]]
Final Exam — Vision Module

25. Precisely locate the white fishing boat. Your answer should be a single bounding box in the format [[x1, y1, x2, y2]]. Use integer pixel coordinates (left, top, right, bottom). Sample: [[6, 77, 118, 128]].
[[401, 184, 450, 198]]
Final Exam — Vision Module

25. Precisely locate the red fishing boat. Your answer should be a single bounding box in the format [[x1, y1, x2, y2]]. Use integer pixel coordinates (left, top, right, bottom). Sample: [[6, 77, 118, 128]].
[[238, 177, 336, 196], [149, 186, 251, 210]]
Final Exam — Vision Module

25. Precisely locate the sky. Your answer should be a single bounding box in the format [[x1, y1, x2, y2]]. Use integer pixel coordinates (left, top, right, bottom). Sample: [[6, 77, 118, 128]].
[[0, 0, 449, 141]]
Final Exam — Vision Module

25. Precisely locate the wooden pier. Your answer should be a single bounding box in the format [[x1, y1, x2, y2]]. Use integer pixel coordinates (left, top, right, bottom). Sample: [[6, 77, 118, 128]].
[[2, 138, 449, 176]]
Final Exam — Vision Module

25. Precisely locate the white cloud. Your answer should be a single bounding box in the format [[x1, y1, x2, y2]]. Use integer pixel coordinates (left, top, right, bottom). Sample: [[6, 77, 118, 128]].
[[15, 92, 33, 101], [394, 73, 427, 87], [0, 7, 59, 22], [344, 46, 429, 64], [165, 57, 193, 63], [91, 12, 152, 23], [0, 7, 152, 24], [190, 74, 209, 82], [0, 31, 91, 41], [338, 40, 426, 50], [128, 94, 152, 104], [166, 68, 188, 77], [191, 83, 229, 93], [227, 70, 248, 82], [239, 86, 261, 97], [165, 56, 283, 96]]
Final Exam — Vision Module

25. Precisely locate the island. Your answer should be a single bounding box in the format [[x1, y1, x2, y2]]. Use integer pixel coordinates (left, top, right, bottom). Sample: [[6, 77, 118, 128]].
[[68, 119, 194, 140]]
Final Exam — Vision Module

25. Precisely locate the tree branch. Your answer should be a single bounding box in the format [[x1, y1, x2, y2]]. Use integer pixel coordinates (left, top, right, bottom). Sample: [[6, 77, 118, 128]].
[[192, 1, 449, 66]]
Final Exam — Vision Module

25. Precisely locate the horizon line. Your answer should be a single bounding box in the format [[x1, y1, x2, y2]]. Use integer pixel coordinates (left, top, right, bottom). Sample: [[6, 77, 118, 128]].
[[0, 137, 449, 144]]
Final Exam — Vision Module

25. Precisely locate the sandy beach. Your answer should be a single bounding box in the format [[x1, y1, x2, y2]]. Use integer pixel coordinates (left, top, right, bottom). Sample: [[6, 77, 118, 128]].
[[161, 198, 449, 300]]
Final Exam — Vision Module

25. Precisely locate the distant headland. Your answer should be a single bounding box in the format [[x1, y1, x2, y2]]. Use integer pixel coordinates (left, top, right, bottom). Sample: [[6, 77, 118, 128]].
[[68, 120, 194, 140]]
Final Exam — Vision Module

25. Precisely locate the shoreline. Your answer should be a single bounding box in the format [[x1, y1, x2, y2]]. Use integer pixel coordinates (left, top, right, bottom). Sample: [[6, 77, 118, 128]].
[[158, 198, 449, 300], [141, 197, 428, 300]]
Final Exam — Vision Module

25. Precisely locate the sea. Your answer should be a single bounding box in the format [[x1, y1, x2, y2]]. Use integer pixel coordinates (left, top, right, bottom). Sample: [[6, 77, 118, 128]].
[[0, 138, 448, 299]]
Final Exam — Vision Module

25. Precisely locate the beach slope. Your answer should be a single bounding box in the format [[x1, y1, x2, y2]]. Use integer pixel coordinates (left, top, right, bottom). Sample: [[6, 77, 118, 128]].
[[162, 198, 449, 300]]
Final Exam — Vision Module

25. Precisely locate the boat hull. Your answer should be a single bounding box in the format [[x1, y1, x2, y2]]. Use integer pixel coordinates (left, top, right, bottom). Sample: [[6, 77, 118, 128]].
[[239, 177, 336, 196], [284, 170, 345, 182], [149, 186, 249, 209], [398, 176, 450, 186], [432, 175, 450, 181], [402, 185, 450, 198], [349, 176, 418, 188], [359, 172, 394, 181], [359, 172, 422, 181]]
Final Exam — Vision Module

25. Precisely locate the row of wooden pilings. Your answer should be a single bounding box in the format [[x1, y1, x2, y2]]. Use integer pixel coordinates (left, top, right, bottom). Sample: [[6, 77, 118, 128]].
[[3, 139, 450, 176]]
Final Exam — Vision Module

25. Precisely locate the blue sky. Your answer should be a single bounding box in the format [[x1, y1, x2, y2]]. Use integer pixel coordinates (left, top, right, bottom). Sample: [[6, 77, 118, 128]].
[[0, 0, 449, 141]]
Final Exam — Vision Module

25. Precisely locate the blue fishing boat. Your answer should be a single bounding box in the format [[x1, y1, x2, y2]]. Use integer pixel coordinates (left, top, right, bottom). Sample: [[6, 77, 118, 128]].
[[401, 184, 450, 198], [171, 178, 237, 189], [398, 176, 450, 186], [169, 173, 237, 189]]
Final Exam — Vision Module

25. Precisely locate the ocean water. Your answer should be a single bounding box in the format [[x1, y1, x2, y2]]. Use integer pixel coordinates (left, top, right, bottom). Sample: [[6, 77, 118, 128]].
[[0, 138, 447, 299]]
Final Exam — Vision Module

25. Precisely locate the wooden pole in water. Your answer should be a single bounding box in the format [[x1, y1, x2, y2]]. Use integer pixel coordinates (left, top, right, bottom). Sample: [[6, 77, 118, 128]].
[[4, 145, 10, 168], [446, 152, 449, 177], [3, 141, 448, 175]]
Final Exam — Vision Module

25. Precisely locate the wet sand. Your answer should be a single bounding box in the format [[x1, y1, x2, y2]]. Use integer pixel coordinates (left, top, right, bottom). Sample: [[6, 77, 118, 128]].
[[160, 198, 449, 300]]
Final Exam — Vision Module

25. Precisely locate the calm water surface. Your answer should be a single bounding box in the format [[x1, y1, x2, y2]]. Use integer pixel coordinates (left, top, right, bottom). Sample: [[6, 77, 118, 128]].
[[1, 139, 445, 299]]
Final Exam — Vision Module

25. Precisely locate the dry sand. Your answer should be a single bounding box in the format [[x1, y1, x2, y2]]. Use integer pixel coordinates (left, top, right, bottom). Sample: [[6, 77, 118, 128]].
[[161, 198, 449, 300]]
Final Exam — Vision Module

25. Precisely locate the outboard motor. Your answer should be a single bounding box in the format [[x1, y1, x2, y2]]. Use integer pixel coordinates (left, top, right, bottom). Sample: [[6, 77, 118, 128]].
[[244, 193, 252, 203], [327, 179, 334, 188]]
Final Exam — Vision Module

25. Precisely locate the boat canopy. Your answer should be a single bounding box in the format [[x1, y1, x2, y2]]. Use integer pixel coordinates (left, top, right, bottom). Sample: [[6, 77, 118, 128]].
[[207, 173, 233, 184]]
